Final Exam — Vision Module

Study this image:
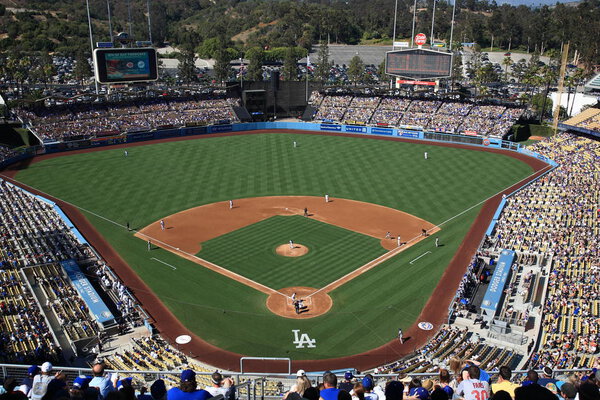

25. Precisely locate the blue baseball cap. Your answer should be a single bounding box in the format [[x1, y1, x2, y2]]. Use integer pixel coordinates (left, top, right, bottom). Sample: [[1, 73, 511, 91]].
[[362, 377, 374, 390], [180, 369, 195, 382], [28, 365, 41, 376], [409, 387, 430, 400], [344, 371, 354, 380]]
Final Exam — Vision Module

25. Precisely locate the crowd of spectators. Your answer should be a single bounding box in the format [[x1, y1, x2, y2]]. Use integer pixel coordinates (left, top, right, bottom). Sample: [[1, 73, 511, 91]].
[[14, 98, 240, 142], [0, 179, 144, 363], [3, 358, 599, 400], [443, 132, 599, 372], [310, 94, 523, 137]]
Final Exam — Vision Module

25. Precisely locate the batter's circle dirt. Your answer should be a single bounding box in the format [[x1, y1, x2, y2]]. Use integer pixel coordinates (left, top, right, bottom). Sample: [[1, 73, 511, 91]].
[[275, 244, 309, 257], [1, 129, 553, 372], [266, 287, 332, 319]]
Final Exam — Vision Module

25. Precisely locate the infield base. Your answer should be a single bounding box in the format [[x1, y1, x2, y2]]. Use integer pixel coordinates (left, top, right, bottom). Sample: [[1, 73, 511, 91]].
[[266, 287, 332, 319]]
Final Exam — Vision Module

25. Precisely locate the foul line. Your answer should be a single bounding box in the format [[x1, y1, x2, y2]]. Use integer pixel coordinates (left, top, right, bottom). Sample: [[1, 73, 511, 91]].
[[0, 174, 283, 298], [151, 257, 177, 270], [409, 251, 431, 265], [308, 165, 552, 299]]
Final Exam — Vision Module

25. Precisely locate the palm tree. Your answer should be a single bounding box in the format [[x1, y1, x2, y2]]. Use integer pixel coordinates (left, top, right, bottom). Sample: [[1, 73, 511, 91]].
[[501, 56, 513, 82]]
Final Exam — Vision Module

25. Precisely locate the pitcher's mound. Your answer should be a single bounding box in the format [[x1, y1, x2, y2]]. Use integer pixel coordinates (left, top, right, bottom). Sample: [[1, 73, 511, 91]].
[[276, 244, 309, 257]]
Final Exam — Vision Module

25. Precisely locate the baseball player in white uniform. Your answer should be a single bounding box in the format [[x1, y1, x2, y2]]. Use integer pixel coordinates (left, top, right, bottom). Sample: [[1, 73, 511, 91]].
[[160, 219, 165, 231], [289, 240, 294, 249]]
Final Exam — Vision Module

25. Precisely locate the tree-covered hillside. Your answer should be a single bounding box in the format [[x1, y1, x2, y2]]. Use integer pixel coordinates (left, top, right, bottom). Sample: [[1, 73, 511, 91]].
[[0, 0, 597, 69]]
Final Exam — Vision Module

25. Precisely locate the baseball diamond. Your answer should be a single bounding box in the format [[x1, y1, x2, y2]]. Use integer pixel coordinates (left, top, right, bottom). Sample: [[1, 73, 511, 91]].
[[7, 130, 549, 370]]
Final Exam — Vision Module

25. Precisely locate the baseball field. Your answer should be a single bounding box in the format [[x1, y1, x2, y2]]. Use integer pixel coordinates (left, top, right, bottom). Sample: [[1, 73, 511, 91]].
[[10, 131, 545, 369]]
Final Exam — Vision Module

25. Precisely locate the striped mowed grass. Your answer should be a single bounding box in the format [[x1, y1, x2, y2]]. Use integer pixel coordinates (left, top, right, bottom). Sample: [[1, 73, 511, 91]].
[[198, 215, 386, 289]]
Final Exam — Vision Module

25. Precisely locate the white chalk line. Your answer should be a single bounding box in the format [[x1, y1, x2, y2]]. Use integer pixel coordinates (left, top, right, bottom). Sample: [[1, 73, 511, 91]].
[[410, 251, 431, 264], [5, 164, 551, 302], [306, 164, 552, 299], [151, 257, 177, 270], [0, 175, 284, 298]]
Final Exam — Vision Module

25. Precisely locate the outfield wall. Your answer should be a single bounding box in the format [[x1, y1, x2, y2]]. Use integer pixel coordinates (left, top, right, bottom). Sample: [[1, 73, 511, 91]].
[[8, 122, 557, 168]]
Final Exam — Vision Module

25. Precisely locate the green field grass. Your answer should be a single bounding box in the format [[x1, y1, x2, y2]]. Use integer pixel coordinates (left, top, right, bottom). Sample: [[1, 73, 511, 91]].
[[199, 215, 386, 289], [13, 132, 534, 359]]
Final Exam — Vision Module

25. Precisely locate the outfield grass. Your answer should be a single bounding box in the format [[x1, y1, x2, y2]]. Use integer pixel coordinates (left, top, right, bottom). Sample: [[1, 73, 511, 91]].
[[199, 215, 386, 289], [14, 133, 534, 359]]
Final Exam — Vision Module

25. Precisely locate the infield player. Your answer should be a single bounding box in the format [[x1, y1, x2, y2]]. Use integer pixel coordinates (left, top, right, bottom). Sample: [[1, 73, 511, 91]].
[[398, 328, 403, 344], [147, 240, 151, 251], [229, 199, 233, 209], [160, 219, 165, 231], [289, 240, 294, 249], [385, 231, 391, 239], [397, 236, 401, 247], [325, 194, 329, 203]]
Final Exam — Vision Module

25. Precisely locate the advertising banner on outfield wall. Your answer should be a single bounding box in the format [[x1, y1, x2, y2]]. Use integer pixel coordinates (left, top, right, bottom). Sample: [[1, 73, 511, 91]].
[[371, 127, 394, 136], [210, 124, 233, 133], [320, 124, 342, 131], [128, 132, 155, 142], [345, 125, 367, 133], [398, 130, 421, 138]]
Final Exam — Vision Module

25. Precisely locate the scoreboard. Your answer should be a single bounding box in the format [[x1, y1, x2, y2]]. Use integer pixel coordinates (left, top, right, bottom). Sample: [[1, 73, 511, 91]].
[[386, 48, 452, 79], [93, 48, 158, 84]]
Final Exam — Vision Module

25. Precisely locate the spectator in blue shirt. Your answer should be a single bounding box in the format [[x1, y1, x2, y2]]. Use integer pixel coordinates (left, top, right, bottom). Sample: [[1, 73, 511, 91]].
[[166, 370, 212, 400]]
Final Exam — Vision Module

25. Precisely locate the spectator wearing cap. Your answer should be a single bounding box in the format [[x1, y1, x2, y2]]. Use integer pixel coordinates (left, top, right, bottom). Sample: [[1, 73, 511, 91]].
[[204, 372, 235, 400], [21, 367, 40, 396], [166, 370, 212, 400], [361, 377, 378, 400], [320, 373, 341, 400], [491, 366, 518, 399], [556, 382, 576, 400], [29, 362, 55, 400], [405, 378, 429, 400], [297, 371, 306, 378], [339, 372, 354, 392], [538, 367, 558, 387], [513, 370, 557, 400], [70, 376, 92, 400], [89, 362, 116, 400]]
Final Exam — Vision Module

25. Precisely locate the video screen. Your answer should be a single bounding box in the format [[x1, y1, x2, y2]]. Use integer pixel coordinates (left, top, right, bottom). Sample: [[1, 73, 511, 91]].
[[94, 48, 158, 84]]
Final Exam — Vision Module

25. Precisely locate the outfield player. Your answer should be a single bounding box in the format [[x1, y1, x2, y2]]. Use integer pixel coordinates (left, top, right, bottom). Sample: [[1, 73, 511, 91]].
[[293, 141, 297, 148], [424, 151, 428, 160], [435, 237, 439, 247], [124, 150, 128, 157], [147, 240, 151, 251]]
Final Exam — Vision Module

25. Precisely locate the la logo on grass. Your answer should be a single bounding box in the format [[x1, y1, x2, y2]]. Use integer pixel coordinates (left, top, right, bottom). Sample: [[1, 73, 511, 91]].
[[292, 330, 316, 348]]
